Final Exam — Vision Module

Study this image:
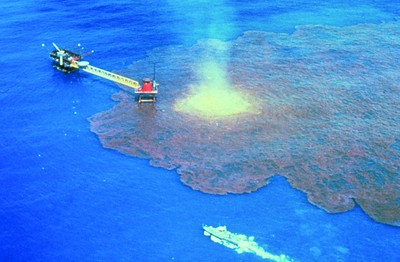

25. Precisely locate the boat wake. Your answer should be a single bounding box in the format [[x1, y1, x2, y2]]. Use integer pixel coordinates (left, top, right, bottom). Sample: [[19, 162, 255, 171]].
[[203, 225, 293, 261]]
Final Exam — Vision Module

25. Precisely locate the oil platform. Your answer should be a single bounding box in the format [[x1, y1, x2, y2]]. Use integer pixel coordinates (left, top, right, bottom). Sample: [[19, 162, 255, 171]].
[[49, 43, 158, 103]]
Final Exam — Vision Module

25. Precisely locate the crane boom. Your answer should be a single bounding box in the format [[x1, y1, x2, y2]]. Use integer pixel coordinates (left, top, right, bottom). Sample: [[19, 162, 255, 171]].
[[81, 64, 140, 89]]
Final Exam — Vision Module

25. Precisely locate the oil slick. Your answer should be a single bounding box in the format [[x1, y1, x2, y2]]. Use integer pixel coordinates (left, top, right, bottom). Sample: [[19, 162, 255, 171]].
[[203, 225, 293, 261]]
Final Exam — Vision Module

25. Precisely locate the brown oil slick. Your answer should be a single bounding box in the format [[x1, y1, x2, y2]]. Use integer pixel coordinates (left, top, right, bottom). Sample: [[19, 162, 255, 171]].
[[89, 22, 400, 227]]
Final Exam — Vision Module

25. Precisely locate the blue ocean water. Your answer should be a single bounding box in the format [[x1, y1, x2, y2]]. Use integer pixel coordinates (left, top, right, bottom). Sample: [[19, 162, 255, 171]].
[[1, 0, 399, 261]]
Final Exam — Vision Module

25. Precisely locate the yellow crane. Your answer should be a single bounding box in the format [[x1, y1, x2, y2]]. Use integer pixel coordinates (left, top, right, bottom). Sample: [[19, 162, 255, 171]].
[[49, 43, 157, 103]]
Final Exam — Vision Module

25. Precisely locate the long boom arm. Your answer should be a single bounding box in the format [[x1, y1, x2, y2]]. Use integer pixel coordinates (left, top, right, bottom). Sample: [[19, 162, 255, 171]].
[[77, 63, 140, 89]]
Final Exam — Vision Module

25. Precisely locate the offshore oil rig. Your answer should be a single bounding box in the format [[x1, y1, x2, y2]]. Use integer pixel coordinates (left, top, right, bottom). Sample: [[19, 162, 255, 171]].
[[49, 43, 158, 103]]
